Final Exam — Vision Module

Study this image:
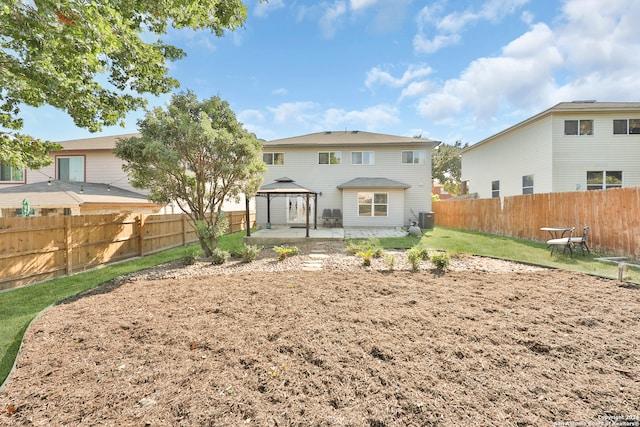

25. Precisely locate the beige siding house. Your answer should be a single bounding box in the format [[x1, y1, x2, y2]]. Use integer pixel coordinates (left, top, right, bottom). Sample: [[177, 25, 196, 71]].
[[256, 131, 440, 228], [461, 101, 640, 198]]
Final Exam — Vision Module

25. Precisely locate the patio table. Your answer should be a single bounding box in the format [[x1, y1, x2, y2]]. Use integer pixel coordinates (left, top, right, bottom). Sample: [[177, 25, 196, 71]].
[[540, 227, 573, 239]]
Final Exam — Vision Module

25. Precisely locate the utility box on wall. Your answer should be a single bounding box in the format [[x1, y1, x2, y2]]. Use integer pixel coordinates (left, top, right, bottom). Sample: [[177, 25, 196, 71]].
[[419, 211, 435, 229]]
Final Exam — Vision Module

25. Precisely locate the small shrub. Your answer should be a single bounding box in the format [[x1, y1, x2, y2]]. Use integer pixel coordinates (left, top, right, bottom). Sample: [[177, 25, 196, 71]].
[[384, 253, 396, 271], [406, 246, 429, 271], [273, 245, 299, 261], [346, 238, 384, 258], [356, 249, 374, 267], [239, 244, 261, 263], [430, 252, 451, 272], [211, 248, 230, 265], [182, 247, 201, 265]]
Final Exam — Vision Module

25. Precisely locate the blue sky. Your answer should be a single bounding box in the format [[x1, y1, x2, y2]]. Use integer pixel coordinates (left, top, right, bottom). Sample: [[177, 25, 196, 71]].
[[18, 0, 640, 145]]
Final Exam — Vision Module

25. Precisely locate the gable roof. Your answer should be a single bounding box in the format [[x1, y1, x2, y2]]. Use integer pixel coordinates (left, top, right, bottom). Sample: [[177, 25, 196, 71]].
[[54, 133, 141, 151], [337, 177, 411, 189], [463, 101, 640, 153], [264, 131, 440, 148], [0, 180, 156, 209]]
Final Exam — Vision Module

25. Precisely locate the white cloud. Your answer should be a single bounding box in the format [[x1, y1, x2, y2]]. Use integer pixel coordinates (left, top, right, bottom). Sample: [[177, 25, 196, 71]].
[[416, 23, 563, 123], [238, 109, 265, 124], [414, 0, 528, 54], [319, 1, 347, 39], [365, 64, 433, 89], [272, 88, 288, 96], [400, 80, 433, 99], [350, 0, 377, 11], [253, 0, 285, 17], [267, 102, 319, 124], [322, 105, 400, 131]]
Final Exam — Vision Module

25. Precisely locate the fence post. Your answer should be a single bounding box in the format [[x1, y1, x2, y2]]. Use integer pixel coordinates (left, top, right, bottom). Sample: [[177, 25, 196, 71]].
[[138, 214, 145, 257], [65, 215, 73, 275]]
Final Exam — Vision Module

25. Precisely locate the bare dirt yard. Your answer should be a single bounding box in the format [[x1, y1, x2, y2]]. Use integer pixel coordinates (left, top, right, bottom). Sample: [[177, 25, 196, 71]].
[[1, 242, 639, 426]]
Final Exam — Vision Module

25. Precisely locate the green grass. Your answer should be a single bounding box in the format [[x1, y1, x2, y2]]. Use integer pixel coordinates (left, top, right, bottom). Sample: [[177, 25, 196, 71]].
[[0, 230, 250, 388], [2, 227, 637, 388], [376, 227, 640, 284]]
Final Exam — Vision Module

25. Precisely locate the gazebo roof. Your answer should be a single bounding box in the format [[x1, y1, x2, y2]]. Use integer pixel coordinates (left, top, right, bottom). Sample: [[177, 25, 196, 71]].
[[257, 177, 318, 195]]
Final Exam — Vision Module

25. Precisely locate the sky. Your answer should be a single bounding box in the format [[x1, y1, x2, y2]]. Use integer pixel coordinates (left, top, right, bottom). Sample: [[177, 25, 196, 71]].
[[17, 0, 640, 146]]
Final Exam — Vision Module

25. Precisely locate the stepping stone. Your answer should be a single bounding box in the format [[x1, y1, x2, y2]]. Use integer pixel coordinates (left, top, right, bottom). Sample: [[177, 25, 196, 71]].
[[309, 253, 329, 259]]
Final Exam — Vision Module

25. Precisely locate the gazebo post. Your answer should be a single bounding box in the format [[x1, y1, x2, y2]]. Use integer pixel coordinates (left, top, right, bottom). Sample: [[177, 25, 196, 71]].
[[266, 194, 271, 224], [313, 193, 318, 229], [305, 192, 310, 237]]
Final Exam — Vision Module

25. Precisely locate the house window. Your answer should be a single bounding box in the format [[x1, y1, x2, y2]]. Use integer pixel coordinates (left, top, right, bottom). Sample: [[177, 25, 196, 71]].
[[613, 119, 640, 134], [491, 180, 500, 198], [318, 151, 341, 165], [522, 175, 534, 195], [587, 171, 622, 190], [351, 151, 375, 165], [0, 162, 25, 183], [263, 152, 284, 165], [564, 119, 593, 135], [57, 156, 84, 181], [401, 150, 427, 164], [358, 192, 388, 217]]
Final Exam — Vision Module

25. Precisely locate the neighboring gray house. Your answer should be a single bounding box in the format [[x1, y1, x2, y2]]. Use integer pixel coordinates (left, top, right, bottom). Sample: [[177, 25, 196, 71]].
[[255, 131, 440, 228], [461, 101, 640, 199]]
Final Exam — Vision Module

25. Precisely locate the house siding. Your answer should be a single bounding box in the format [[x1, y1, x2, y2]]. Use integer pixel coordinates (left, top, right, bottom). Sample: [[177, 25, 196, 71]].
[[256, 142, 434, 227], [462, 102, 640, 199], [462, 118, 553, 198], [552, 112, 640, 192]]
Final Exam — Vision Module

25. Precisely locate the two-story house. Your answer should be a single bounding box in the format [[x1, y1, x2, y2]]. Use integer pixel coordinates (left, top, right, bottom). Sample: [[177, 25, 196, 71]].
[[0, 133, 164, 216], [461, 101, 640, 199], [255, 131, 440, 228]]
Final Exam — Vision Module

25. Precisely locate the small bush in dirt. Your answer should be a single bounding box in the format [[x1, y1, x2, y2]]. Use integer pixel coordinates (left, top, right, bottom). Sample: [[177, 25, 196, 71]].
[[406, 246, 429, 271], [430, 252, 451, 272], [356, 249, 375, 267], [239, 244, 261, 263], [346, 238, 384, 258], [211, 248, 230, 265], [273, 245, 299, 261], [182, 247, 201, 265], [384, 253, 396, 271]]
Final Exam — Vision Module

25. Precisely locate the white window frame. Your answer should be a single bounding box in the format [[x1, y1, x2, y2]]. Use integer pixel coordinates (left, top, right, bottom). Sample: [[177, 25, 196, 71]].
[[491, 180, 500, 198], [587, 171, 623, 190], [56, 156, 85, 182], [0, 162, 26, 183], [401, 150, 427, 164], [263, 152, 285, 165], [613, 119, 640, 135], [357, 192, 388, 217], [318, 151, 341, 165], [564, 119, 593, 135], [351, 151, 375, 165]]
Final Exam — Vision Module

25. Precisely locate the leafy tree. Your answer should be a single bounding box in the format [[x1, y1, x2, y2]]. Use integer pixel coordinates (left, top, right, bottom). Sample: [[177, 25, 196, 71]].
[[114, 92, 266, 257], [1, 0, 248, 168], [432, 140, 468, 195]]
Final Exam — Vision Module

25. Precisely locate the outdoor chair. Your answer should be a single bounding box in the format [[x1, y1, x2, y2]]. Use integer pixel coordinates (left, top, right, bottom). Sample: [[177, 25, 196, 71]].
[[546, 227, 575, 256], [331, 209, 342, 227], [570, 226, 590, 255], [322, 209, 333, 227]]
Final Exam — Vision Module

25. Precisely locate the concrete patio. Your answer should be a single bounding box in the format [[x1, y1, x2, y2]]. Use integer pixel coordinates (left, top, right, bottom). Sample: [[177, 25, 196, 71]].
[[243, 225, 408, 245]]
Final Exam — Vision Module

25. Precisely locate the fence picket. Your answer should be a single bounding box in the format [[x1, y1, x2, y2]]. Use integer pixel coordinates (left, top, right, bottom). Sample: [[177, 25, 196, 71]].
[[433, 188, 640, 259]]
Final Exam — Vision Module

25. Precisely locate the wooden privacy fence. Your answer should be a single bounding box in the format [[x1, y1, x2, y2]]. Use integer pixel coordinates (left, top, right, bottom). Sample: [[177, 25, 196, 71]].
[[0, 210, 254, 291], [433, 187, 640, 260]]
